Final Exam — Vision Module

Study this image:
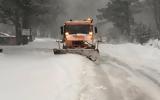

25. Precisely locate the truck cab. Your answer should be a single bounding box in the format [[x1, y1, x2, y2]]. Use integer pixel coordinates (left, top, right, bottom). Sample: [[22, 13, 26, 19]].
[[61, 18, 97, 49]]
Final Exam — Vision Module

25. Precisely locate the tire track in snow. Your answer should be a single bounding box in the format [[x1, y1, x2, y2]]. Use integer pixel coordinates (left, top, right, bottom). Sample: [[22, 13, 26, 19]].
[[143, 67, 160, 76], [101, 54, 160, 88], [77, 58, 123, 100], [141, 66, 160, 81], [136, 69, 160, 87], [100, 54, 160, 100], [100, 58, 153, 100]]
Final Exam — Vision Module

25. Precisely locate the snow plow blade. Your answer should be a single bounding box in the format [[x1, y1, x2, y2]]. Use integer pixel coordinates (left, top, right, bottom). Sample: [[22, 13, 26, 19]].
[[53, 49, 99, 61]]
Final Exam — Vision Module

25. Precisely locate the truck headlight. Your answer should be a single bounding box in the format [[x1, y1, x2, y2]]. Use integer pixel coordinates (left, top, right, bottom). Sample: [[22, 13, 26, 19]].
[[89, 32, 93, 35], [65, 32, 69, 35]]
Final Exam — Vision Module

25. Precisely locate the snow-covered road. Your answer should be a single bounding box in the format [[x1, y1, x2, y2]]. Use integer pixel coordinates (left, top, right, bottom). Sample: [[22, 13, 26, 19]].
[[0, 38, 160, 100]]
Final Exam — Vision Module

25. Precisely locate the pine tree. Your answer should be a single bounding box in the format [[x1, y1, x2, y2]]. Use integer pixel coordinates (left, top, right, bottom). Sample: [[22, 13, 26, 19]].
[[97, 0, 138, 39], [0, 0, 63, 44]]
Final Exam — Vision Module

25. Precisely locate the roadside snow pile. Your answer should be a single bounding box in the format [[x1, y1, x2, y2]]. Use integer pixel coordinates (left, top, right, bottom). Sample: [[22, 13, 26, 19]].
[[145, 39, 160, 49], [27, 38, 57, 49], [100, 43, 160, 85], [100, 43, 160, 72]]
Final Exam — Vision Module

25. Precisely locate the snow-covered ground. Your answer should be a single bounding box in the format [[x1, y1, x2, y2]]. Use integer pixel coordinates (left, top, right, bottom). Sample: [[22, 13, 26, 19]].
[[0, 38, 160, 100], [145, 39, 160, 49]]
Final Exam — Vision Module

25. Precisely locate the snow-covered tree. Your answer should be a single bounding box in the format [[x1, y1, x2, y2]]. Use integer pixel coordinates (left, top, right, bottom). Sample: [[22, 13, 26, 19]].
[[0, 0, 63, 44], [97, 0, 139, 40]]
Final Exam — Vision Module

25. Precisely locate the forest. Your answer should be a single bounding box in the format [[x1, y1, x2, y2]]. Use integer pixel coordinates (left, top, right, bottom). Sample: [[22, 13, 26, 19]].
[[0, 0, 159, 44]]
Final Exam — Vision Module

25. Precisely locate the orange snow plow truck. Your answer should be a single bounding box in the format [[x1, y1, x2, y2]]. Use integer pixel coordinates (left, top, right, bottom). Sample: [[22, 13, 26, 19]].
[[53, 18, 99, 61]]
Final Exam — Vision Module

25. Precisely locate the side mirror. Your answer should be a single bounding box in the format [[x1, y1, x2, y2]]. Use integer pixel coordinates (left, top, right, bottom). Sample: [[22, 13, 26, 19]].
[[95, 27, 98, 33], [60, 26, 64, 35]]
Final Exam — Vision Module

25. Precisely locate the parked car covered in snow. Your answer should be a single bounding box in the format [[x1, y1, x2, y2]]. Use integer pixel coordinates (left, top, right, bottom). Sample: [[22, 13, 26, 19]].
[[0, 32, 16, 45]]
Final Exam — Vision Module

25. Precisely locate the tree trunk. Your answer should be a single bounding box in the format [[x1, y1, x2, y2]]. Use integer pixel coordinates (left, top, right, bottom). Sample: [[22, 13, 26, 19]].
[[22, 15, 30, 29], [15, 16, 22, 45], [153, 0, 160, 38]]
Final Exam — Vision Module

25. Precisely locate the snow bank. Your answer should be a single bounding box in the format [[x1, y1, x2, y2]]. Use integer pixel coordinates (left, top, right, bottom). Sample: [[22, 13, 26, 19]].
[[145, 39, 160, 49], [100, 43, 160, 72]]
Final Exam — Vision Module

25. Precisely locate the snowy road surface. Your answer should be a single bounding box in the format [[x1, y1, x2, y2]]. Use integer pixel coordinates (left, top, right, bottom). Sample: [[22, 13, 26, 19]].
[[0, 38, 160, 100]]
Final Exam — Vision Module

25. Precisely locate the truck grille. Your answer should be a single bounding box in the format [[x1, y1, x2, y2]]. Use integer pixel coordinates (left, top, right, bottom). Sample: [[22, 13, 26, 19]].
[[72, 41, 84, 46]]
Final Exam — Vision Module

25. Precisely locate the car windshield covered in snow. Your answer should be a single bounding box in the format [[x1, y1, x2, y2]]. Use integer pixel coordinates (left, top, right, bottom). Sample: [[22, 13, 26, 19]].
[[64, 25, 91, 34]]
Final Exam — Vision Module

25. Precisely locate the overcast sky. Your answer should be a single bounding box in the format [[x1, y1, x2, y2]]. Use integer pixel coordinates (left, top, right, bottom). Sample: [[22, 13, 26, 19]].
[[61, 0, 107, 21]]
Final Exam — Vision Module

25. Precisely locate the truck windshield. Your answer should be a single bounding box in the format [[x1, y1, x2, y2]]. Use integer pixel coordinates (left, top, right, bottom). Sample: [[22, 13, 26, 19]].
[[65, 25, 91, 34]]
